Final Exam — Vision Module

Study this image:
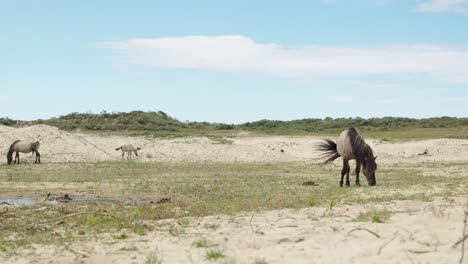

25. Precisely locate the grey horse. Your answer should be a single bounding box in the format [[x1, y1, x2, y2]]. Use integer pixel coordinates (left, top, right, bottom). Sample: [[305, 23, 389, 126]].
[[115, 144, 141, 160], [317, 127, 377, 186], [7, 140, 41, 164]]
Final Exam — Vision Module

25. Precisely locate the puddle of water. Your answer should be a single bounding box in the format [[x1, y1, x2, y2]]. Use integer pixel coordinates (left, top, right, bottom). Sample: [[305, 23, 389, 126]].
[[0, 197, 144, 206]]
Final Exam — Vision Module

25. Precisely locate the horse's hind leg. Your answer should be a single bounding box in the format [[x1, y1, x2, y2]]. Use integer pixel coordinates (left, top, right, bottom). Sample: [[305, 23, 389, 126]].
[[340, 160, 350, 187], [344, 160, 350, 186], [35, 151, 41, 164], [355, 161, 361, 186]]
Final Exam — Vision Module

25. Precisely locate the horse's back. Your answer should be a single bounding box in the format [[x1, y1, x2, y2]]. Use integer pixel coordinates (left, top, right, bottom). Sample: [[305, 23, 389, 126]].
[[121, 144, 135, 152], [337, 128, 355, 160], [13, 141, 39, 153]]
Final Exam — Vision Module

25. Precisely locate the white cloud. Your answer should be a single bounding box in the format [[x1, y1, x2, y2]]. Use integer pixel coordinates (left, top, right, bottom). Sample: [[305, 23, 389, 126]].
[[416, 0, 468, 14], [102, 35, 468, 82]]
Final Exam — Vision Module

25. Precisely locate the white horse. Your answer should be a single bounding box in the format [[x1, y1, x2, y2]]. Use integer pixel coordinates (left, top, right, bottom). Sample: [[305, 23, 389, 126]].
[[7, 140, 41, 164], [115, 144, 141, 160], [317, 127, 377, 186]]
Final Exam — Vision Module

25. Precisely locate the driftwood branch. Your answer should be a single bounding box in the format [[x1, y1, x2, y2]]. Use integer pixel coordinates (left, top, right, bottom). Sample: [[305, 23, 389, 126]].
[[346, 227, 381, 238]]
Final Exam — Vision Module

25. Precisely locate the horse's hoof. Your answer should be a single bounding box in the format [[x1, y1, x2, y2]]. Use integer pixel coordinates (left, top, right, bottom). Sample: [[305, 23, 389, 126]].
[[356, 183, 361, 187]]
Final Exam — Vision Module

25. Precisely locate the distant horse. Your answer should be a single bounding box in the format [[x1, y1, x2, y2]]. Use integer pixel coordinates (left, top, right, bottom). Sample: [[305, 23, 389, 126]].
[[115, 144, 141, 160], [317, 127, 377, 186], [7, 140, 41, 164]]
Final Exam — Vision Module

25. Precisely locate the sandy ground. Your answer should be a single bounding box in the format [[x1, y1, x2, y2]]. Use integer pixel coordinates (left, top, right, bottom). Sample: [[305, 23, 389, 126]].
[[1, 124, 468, 165], [1, 125, 467, 263], [2, 199, 467, 264]]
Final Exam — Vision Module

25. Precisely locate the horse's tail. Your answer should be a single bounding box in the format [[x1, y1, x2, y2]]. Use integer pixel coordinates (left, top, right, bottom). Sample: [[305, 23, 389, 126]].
[[115, 147, 122, 151], [317, 139, 340, 165], [31, 141, 40, 151], [7, 140, 21, 164]]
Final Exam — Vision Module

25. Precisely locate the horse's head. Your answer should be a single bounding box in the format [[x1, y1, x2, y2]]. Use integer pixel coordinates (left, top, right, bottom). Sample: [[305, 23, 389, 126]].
[[6, 151, 13, 164], [362, 156, 377, 186], [134, 147, 142, 156]]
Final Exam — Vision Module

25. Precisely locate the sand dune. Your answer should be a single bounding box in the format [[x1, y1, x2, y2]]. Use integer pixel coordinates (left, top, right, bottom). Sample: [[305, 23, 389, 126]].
[[1, 124, 467, 165]]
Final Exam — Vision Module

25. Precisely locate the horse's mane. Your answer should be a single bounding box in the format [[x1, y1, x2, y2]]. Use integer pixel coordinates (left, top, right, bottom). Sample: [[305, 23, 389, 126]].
[[348, 128, 375, 166], [7, 140, 21, 160]]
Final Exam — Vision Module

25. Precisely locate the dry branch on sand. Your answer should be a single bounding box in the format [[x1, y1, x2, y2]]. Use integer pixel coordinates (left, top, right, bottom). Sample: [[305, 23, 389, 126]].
[[346, 227, 381, 238]]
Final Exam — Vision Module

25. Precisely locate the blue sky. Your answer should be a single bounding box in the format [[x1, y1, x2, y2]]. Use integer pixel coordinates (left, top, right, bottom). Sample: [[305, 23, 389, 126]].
[[1, 0, 468, 123]]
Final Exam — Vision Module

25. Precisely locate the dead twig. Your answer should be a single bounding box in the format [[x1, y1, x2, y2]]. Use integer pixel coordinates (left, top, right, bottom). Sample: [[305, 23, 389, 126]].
[[347, 227, 381, 238], [27, 212, 111, 228], [454, 234, 468, 248], [275, 217, 297, 222], [405, 251, 415, 264], [40, 212, 110, 224], [456, 212, 467, 264], [39, 193, 51, 204], [65, 246, 88, 258], [377, 232, 398, 255], [408, 249, 432, 254]]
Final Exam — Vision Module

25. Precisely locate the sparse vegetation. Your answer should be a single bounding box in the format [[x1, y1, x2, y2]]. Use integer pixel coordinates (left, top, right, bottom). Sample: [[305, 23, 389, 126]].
[[193, 238, 210, 248], [146, 252, 164, 264], [0, 161, 465, 253], [353, 209, 392, 223], [205, 248, 225, 261], [2, 111, 468, 140], [253, 258, 269, 264]]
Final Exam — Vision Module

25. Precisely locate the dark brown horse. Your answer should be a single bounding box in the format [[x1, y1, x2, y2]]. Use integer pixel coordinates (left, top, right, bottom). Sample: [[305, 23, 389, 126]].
[[7, 140, 41, 164], [317, 127, 377, 187]]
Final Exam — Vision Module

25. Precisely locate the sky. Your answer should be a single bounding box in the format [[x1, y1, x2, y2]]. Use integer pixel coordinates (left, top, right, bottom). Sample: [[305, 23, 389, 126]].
[[1, 0, 468, 123]]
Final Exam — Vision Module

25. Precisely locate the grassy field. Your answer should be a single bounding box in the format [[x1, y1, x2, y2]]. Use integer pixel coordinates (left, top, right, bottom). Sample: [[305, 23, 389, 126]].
[[0, 161, 466, 253]]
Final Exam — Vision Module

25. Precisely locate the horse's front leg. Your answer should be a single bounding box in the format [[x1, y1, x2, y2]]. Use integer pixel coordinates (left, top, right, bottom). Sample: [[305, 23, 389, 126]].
[[15, 152, 20, 164], [355, 160, 361, 186]]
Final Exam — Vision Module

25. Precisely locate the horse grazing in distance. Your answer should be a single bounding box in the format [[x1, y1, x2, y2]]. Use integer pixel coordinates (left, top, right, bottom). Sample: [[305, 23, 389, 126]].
[[7, 140, 41, 164], [317, 127, 377, 187], [115, 144, 141, 160]]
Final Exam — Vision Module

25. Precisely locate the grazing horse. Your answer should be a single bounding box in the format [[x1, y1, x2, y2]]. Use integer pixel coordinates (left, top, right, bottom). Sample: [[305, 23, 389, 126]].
[[317, 127, 377, 187], [7, 140, 41, 164], [115, 144, 141, 160]]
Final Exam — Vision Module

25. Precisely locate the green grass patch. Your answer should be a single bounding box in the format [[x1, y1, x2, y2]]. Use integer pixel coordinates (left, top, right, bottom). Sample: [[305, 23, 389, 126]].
[[353, 209, 392, 223], [205, 248, 225, 261], [192, 238, 210, 248]]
